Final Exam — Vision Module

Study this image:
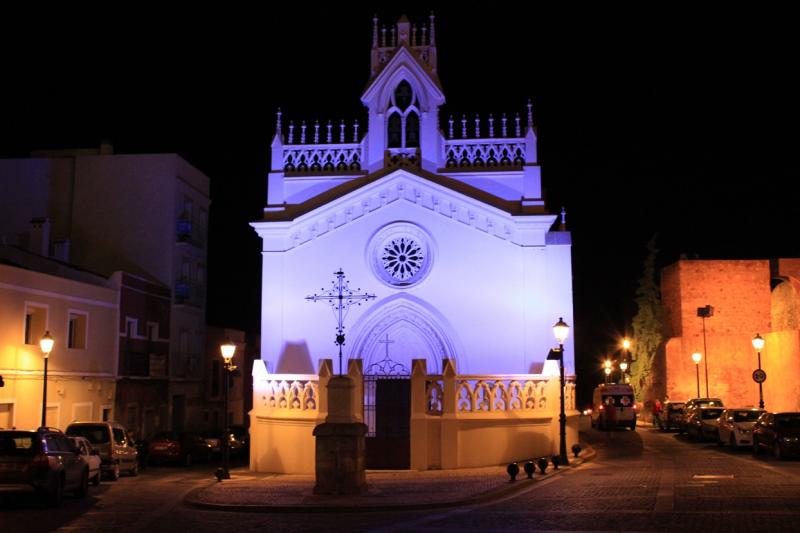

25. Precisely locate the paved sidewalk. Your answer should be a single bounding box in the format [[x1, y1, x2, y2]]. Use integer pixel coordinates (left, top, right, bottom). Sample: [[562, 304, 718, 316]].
[[185, 447, 594, 513]]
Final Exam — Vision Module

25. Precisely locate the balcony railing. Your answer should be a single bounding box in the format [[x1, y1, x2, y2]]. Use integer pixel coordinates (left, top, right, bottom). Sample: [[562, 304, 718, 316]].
[[174, 279, 204, 307], [176, 216, 206, 248]]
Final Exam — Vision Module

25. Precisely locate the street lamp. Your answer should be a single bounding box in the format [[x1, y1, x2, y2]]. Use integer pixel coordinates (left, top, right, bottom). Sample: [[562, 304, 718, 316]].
[[752, 333, 765, 409], [619, 360, 628, 383], [39, 331, 54, 427], [691, 351, 702, 398], [603, 359, 613, 384], [218, 340, 237, 480], [552, 317, 570, 466]]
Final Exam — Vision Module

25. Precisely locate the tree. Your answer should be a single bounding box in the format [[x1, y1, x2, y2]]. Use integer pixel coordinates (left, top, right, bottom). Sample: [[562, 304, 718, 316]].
[[629, 235, 664, 400]]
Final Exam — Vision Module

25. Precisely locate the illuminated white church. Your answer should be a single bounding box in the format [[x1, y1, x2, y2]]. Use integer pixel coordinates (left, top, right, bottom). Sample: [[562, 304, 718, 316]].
[[249, 14, 577, 473]]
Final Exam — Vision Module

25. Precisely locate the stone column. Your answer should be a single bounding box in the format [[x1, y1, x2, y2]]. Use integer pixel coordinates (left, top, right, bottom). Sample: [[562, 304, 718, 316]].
[[312, 374, 368, 495]]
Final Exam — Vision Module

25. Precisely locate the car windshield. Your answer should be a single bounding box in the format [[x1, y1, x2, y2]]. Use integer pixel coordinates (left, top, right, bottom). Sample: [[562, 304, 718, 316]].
[[698, 400, 723, 408], [702, 409, 723, 419], [733, 411, 761, 422], [0, 432, 35, 456], [668, 404, 685, 411], [66, 426, 110, 444], [775, 414, 800, 427]]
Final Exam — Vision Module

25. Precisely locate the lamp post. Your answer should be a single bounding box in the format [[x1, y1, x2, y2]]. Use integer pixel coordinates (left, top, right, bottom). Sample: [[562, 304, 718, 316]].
[[752, 333, 765, 409], [39, 331, 54, 427], [552, 317, 570, 466], [619, 360, 628, 383], [603, 359, 613, 384], [219, 340, 237, 480], [691, 351, 702, 398]]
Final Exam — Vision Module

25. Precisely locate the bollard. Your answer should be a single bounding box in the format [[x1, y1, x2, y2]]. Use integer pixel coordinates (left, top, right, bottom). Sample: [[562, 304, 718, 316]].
[[507, 462, 520, 482], [537, 457, 548, 474], [523, 461, 535, 479], [572, 443, 582, 458], [551, 455, 559, 470]]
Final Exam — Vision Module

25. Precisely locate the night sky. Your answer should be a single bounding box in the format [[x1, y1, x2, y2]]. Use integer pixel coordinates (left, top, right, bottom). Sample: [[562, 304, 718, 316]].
[[3, 5, 798, 404]]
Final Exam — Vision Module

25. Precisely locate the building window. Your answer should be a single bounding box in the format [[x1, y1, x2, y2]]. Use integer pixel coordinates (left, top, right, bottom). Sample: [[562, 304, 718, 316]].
[[68, 312, 88, 349], [24, 303, 48, 345], [386, 80, 421, 151], [102, 407, 112, 422]]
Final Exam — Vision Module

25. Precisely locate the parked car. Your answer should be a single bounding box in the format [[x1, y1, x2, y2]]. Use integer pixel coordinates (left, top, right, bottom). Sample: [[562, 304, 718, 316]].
[[679, 398, 724, 434], [65, 421, 138, 480], [659, 401, 686, 431], [229, 425, 249, 451], [686, 406, 724, 441], [147, 432, 212, 465], [201, 430, 245, 458], [69, 436, 102, 485], [0, 427, 89, 506], [716, 408, 763, 449], [753, 412, 800, 459]]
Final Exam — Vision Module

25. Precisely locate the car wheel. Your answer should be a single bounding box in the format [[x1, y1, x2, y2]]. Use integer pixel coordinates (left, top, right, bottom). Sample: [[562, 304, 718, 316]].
[[774, 442, 784, 461], [92, 472, 100, 486], [74, 470, 89, 498], [109, 463, 120, 481], [130, 461, 138, 477], [752, 437, 761, 456], [48, 476, 64, 507]]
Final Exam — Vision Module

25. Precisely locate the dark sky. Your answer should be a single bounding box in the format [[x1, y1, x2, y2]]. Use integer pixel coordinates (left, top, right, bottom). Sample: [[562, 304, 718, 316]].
[[3, 5, 799, 403]]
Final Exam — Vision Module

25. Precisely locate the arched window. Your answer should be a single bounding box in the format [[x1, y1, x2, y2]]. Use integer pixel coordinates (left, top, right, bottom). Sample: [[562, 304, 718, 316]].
[[388, 113, 402, 148], [386, 80, 421, 151]]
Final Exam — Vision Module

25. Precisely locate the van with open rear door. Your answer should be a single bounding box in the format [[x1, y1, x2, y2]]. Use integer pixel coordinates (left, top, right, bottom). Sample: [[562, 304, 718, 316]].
[[591, 383, 637, 430]]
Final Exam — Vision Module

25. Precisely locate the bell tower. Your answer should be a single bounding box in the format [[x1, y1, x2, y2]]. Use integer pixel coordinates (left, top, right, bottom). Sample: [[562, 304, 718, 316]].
[[362, 13, 445, 173]]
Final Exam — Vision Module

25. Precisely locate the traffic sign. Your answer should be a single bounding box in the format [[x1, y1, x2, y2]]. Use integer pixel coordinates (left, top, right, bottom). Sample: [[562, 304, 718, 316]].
[[753, 369, 767, 383]]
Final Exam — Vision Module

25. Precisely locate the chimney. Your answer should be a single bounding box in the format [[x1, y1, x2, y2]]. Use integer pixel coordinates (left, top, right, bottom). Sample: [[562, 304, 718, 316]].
[[29, 217, 50, 256], [99, 139, 114, 155]]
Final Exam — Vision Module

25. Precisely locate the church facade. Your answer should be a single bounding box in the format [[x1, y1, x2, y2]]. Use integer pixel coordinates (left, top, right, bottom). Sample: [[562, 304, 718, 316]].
[[249, 14, 578, 473]]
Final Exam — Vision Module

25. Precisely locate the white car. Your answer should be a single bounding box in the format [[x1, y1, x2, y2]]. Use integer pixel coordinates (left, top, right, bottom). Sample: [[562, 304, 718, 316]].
[[717, 408, 763, 449], [69, 436, 102, 485]]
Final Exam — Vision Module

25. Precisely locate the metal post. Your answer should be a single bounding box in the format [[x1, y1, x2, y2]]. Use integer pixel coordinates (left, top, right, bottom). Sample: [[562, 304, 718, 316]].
[[41, 356, 48, 427], [222, 362, 231, 479], [701, 316, 709, 397], [694, 362, 700, 398], [559, 343, 569, 466], [757, 351, 764, 409]]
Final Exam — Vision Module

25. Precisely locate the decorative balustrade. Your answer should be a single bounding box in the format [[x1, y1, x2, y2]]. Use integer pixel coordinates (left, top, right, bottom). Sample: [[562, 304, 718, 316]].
[[456, 375, 552, 413], [256, 374, 319, 411], [444, 139, 526, 169], [282, 144, 363, 174], [426, 377, 444, 415]]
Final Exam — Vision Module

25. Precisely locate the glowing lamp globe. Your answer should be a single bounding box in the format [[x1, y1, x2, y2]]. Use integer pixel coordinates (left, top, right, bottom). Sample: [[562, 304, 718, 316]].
[[220, 341, 237, 364], [40, 331, 54, 357], [752, 333, 765, 351], [692, 351, 702, 364], [552, 318, 569, 344]]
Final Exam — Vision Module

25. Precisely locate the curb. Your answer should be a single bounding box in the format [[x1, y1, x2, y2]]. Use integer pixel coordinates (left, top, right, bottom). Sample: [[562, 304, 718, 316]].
[[184, 444, 596, 513]]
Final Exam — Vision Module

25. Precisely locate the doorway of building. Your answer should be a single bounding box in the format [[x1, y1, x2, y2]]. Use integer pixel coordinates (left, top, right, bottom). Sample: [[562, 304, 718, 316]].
[[363, 336, 411, 469]]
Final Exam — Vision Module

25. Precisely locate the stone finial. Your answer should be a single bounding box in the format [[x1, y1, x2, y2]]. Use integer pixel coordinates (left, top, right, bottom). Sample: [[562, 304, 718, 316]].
[[381, 25, 387, 47], [474, 113, 481, 138], [560, 207, 567, 230], [412, 24, 417, 46], [288, 120, 295, 144], [353, 119, 359, 142], [314, 120, 320, 144], [339, 119, 345, 143], [421, 24, 428, 46], [461, 114, 467, 138], [527, 99, 533, 129], [448, 115, 454, 139], [301, 120, 307, 144], [429, 11, 436, 46], [502, 113, 508, 137], [488, 114, 495, 138], [326, 120, 332, 143], [372, 14, 379, 48], [275, 108, 282, 136], [515, 113, 521, 137], [390, 26, 396, 47]]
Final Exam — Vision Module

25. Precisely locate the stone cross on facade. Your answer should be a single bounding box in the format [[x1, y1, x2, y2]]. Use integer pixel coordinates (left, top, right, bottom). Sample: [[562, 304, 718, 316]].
[[306, 269, 376, 374], [378, 333, 395, 359]]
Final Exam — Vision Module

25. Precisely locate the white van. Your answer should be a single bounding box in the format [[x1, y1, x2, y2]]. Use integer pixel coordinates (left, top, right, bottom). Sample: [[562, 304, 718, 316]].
[[591, 383, 637, 430]]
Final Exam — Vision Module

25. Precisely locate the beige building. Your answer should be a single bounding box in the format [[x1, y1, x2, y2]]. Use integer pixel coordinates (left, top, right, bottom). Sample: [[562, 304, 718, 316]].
[[0, 145, 210, 431], [205, 327, 246, 430], [0, 257, 118, 430]]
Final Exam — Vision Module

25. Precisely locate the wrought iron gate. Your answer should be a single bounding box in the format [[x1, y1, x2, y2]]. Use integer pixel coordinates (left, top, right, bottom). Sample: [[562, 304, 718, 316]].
[[364, 355, 410, 469]]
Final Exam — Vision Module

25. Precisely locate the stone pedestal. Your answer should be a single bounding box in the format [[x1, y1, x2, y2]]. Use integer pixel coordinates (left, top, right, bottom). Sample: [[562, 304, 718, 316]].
[[313, 375, 368, 495]]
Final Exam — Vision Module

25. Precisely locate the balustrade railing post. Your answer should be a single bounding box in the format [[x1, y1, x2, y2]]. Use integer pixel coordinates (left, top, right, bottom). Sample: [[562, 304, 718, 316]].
[[441, 358, 458, 469], [410, 359, 428, 470]]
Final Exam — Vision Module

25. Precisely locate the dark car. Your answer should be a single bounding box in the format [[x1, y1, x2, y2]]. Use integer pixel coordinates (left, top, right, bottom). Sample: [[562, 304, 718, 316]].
[[753, 412, 800, 460], [147, 432, 212, 466], [659, 401, 686, 431], [0, 427, 89, 506], [201, 430, 246, 458], [686, 406, 724, 441]]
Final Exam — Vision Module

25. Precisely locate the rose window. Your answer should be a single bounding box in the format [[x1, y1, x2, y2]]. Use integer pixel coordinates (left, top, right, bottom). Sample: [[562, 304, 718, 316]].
[[382, 238, 424, 281]]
